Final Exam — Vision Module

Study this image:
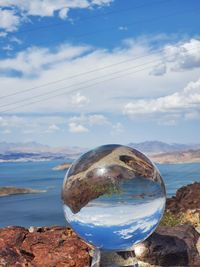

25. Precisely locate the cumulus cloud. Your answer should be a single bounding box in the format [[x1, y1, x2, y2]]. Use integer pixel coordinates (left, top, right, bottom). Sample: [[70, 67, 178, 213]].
[[69, 113, 109, 127], [165, 39, 200, 70], [47, 124, 60, 132], [123, 77, 200, 120], [0, 44, 91, 77], [150, 39, 200, 76], [68, 122, 89, 133], [0, 0, 113, 33], [88, 114, 109, 125], [0, 9, 20, 32], [71, 92, 90, 107], [67, 113, 124, 135]]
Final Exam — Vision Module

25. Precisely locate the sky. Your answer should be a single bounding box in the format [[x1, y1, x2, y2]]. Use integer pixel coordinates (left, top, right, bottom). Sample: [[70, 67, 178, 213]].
[[0, 0, 200, 148]]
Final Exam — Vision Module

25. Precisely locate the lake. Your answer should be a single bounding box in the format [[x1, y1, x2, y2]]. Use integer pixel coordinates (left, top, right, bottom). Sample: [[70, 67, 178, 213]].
[[0, 160, 200, 228]]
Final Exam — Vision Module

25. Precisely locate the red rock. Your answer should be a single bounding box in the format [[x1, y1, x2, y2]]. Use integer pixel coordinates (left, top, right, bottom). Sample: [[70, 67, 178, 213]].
[[0, 226, 90, 267]]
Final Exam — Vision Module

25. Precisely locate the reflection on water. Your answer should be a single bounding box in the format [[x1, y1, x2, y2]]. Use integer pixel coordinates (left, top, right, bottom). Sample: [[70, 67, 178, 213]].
[[62, 145, 166, 251]]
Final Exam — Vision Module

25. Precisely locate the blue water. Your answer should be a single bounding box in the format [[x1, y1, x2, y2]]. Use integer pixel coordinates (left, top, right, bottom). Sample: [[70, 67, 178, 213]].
[[0, 160, 200, 228]]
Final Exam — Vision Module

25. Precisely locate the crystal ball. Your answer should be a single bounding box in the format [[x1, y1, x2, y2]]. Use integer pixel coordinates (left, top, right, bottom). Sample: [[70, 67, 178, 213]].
[[62, 144, 166, 251]]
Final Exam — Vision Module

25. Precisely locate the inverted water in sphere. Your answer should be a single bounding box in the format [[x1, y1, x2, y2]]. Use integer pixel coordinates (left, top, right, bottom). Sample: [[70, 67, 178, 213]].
[[62, 144, 166, 251]]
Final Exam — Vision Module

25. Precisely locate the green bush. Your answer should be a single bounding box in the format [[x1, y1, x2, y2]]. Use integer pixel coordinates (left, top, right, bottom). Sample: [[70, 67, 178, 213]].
[[159, 211, 184, 227]]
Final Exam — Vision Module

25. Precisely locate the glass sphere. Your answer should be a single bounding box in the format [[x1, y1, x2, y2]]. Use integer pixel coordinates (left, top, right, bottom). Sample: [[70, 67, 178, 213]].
[[62, 144, 166, 251]]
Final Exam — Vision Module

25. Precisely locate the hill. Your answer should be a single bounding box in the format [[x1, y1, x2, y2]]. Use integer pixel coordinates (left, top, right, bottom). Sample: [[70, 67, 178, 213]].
[[128, 141, 200, 154], [151, 149, 200, 164]]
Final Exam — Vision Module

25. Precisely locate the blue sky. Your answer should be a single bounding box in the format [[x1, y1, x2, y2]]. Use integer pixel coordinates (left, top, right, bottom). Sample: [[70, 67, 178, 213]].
[[0, 0, 200, 147]]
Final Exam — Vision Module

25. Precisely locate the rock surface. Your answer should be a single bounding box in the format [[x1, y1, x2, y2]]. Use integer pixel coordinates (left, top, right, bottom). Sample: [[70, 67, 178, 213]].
[[0, 225, 199, 266], [166, 182, 200, 214], [0, 226, 90, 267], [0, 186, 46, 197]]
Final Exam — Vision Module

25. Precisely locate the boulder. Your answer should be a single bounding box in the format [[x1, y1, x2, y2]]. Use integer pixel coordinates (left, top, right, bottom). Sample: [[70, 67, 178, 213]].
[[134, 224, 200, 266], [166, 182, 200, 213]]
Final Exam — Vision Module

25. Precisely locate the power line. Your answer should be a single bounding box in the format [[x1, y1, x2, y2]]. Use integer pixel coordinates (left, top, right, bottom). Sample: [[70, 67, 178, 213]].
[[0, 65, 162, 113], [0, 58, 162, 109], [1, 35, 200, 101], [0, 46, 199, 113], [0, 46, 165, 100]]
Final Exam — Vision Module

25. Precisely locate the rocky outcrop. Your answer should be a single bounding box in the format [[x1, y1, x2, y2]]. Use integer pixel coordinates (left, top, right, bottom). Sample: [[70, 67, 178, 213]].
[[166, 182, 200, 214], [0, 187, 46, 197], [62, 145, 163, 214], [0, 225, 199, 266], [0, 226, 90, 267]]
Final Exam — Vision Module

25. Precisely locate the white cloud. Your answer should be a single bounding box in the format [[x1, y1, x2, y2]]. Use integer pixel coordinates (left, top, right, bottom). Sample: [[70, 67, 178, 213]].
[[92, 0, 113, 5], [114, 218, 158, 240], [0, 31, 7, 37], [0, 115, 67, 137], [0, 37, 200, 118], [2, 44, 13, 51], [0, 9, 20, 32], [0, 0, 113, 33], [149, 63, 166, 76], [88, 114, 108, 125], [150, 39, 200, 76], [65, 197, 165, 227], [123, 77, 200, 120], [59, 7, 69, 20], [118, 26, 128, 31], [69, 114, 109, 128], [10, 36, 22, 45], [71, 92, 90, 107], [46, 123, 60, 132], [68, 122, 89, 133], [0, 44, 91, 77]]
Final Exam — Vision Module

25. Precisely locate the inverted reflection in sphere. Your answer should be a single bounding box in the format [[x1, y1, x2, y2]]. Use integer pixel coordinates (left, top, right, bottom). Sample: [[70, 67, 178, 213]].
[[62, 144, 166, 251]]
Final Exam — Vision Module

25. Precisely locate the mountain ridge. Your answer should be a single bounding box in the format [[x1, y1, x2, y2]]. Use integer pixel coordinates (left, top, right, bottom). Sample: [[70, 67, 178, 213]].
[[1, 141, 200, 163]]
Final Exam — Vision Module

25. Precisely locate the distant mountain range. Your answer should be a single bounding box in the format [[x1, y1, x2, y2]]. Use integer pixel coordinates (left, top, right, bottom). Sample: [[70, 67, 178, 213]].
[[0, 142, 86, 162], [128, 141, 200, 154], [0, 141, 200, 162]]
